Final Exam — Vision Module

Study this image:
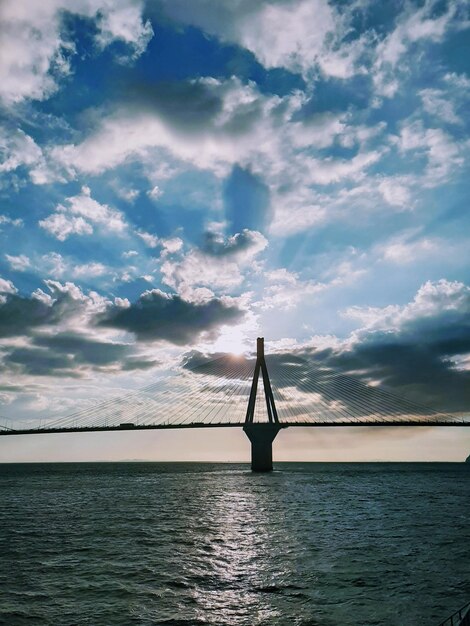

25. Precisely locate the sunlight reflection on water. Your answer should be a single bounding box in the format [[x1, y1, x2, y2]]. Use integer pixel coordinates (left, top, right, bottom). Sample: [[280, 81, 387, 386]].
[[0, 462, 469, 626]]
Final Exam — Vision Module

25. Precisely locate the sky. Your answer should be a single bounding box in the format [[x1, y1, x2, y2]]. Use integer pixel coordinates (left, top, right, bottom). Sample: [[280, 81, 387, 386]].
[[0, 0, 469, 462]]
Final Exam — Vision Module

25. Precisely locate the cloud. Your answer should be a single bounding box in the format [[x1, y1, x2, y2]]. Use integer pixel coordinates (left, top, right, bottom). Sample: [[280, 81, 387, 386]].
[[72, 262, 109, 278], [306, 150, 384, 185], [258, 259, 366, 311], [46, 76, 394, 238], [33, 256, 113, 282], [0, 277, 18, 294], [5, 254, 31, 272], [2, 332, 157, 377], [0, 124, 62, 185], [39, 212, 93, 241], [94, 1, 153, 58], [136, 230, 159, 248], [419, 88, 461, 125], [269, 187, 327, 236], [377, 232, 439, 264], [0, 215, 23, 228], [98, 288, 244, 344], [0, 126, 42, 173], [201, 229, 267, 257], [377, 177, 413, 208], [161, 238, 183, 255], [396, 120, 463, 183], [147, 185, 163, 200], [0, 280, 108, 337], [0, 0, 153, 105], [3, 346, 79, 378], [39, 186, 127, 241], [0, 281, 239, 377], [154, 0, 366, 80], [373, 1, 461, 97], [161, 229, 267, 297], [50, 77, 294, 177]]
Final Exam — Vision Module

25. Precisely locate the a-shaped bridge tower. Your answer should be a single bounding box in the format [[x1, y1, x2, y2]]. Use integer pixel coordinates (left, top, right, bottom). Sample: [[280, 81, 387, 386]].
[[243, 337, 283, 472]]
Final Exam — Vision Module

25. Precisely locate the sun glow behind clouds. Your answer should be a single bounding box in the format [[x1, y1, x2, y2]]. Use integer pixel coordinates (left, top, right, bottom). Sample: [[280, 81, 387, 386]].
[[206, 325, 253, 356]]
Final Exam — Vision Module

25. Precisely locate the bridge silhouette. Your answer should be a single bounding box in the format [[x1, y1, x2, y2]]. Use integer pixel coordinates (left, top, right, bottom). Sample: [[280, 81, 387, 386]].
[[1, 338, 469, 470]]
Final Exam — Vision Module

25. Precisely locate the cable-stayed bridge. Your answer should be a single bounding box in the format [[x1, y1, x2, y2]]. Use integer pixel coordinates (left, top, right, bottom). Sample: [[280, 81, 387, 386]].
[[1, 338, 469, 470]]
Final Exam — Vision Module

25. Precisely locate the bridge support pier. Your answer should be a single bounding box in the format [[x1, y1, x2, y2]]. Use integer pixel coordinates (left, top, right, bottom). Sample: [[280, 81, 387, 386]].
[[243, 423, 281, 472]]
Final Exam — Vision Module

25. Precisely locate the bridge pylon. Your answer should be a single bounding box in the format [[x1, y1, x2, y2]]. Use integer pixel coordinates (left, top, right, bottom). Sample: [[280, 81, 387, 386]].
[[243, 337, 282, 472]]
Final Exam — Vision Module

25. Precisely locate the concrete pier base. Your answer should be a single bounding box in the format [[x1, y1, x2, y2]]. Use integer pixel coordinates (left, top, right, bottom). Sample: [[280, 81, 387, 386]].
[[243, 423, 281, 472]]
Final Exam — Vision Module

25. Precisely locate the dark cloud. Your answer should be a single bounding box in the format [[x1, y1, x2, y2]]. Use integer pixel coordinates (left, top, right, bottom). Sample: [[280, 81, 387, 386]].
[[3, 346, 79, 377], [0, 282, 243, 343], [0, 294, 61, 337], [33, 333, 130, 367], [317, 340, 470, 414], [1, 332, 158, 377], [98, 289, 244, 344], [0, 281, 97, 338], [201, 229, 264, 257], [127, 80, 223, 132], [121, 358, 160, 371]]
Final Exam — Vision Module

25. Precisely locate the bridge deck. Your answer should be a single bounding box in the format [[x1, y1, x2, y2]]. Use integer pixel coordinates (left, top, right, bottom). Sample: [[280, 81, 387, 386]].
[[1, 420, 469, 436]]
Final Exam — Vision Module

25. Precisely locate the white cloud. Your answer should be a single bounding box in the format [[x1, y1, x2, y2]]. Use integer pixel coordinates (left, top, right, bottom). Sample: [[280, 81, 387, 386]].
[[260, 275, 325, 311], [136, 230, 159, 248], [344, 279, 470, 337], [378, 177, 413, 208], [40, 252, 67, 278], [32, 288, 54, 305], [443, 72, 470, 89], [161, 237, 183, 254], [420, 88, 461, 125], [379, 235, 438, 265], [38, 253, 112, 281], [0, 277, 18, 294], [116, 187, 139, 203], [0, 0, 153, 105], [157, 0, 364, 80], [114, 297, 130, 308], [306, 150, 384, 185], [265, 268, 299, 285], [0, 125, 66, 185], [50, 77, 293, 177], [39, 186, 127, 240], [0, 215, 23, 228], [0, 127, 42, 173], [397, 120, 463, 183], [39, 213, 93, 241], [161, 230, 267, 299], [5, 254, 31, 271], [147, 185, 163, 200], [95, 2, 153, 58], [44, 279, 111, 316], [288, 112, 348, 150], [270, 187, 327, 237], [373, 1, 458, 97], [233, 0, 336, 77], [72, 262, 109, 278]]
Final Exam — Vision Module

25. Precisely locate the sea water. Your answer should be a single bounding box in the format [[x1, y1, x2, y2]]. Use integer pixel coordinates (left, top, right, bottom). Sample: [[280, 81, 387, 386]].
[[0, 462, 469, 626]]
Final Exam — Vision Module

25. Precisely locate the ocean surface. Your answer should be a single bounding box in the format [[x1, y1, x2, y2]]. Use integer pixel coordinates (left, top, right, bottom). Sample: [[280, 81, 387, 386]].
[[0, 462, 469, 626]]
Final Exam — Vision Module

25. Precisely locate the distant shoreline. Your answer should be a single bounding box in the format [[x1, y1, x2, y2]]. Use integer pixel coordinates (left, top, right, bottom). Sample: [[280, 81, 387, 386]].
[[1, 460, 469, 465]]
